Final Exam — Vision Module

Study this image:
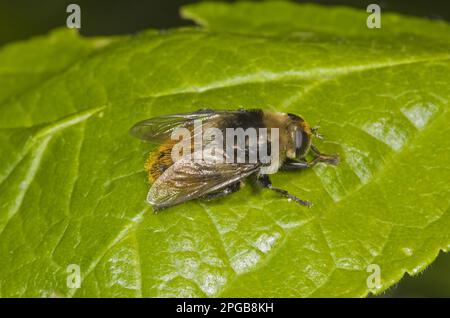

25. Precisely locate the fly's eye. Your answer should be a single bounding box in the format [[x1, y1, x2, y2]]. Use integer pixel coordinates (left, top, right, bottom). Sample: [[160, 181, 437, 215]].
[[295, 130, 302, 150], [295, 129, 310, 158]]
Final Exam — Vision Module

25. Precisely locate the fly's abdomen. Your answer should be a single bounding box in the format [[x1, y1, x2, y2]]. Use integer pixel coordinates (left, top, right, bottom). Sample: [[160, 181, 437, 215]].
[[145, 140, 176, 183]]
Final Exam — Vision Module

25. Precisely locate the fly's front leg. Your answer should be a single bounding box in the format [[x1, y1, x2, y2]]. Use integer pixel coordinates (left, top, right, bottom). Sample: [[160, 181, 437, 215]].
[[256, 175, 312, 207], [282, 150, 338, 170], [281, 158, 309, 171], [309, 144, 340, 166]]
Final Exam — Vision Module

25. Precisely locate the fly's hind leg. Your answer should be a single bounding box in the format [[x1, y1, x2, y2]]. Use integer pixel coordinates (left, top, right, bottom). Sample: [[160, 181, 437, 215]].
[[201, 181, 241, 201], [256, 175, 312, 207]]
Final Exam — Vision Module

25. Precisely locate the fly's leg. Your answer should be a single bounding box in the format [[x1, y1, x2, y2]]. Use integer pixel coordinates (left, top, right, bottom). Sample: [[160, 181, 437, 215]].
[[282, 146, 339, 170], [201, 181, 241, 201], [309, 144, 340, 166], [282, 151, 338, 170], [281, 158, 309, 171], [256, 175, 312, 207]]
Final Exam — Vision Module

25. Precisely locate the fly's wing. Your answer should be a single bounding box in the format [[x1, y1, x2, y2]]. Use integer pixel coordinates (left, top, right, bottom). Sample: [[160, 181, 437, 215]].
[[147, 151, 260, 209], [129, 109, 236, 142]]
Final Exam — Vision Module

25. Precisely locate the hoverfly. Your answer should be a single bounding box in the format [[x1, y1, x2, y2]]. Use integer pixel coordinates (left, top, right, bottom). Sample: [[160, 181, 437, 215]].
[[130, 109, 339, 210]]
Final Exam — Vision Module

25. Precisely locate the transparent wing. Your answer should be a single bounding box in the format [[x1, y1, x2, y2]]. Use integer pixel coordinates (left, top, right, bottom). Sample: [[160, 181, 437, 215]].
[[130, 109, 230, 142], [147, 151, 260, 209]]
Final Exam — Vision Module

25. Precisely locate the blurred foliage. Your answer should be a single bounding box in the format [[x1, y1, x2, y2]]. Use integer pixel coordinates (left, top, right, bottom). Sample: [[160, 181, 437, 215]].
[[380, 251, 450, 297]]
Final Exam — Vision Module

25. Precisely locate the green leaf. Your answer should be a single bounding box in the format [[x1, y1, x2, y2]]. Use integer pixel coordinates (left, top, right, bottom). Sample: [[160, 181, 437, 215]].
[[182, 1, 450, 42], [0, 28, 119, 104], [0, 2, 449, 297]]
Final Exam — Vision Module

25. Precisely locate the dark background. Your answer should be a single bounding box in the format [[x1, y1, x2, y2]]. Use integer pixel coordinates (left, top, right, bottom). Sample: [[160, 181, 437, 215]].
[[0, 0, 449, 298], [0, 0, 450, 45]]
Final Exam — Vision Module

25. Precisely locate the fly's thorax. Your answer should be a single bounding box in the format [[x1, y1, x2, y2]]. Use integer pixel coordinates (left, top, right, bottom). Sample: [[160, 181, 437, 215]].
[[259, 111, 291, 162]]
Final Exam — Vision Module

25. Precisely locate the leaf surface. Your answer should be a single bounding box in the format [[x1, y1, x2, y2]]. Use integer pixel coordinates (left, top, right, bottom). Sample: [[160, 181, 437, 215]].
[[182, 1, 450, 42]]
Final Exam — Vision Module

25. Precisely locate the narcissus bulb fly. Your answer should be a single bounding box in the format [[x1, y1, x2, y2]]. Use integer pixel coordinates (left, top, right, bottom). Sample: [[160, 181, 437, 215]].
[[130, 109, 339, 210]]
